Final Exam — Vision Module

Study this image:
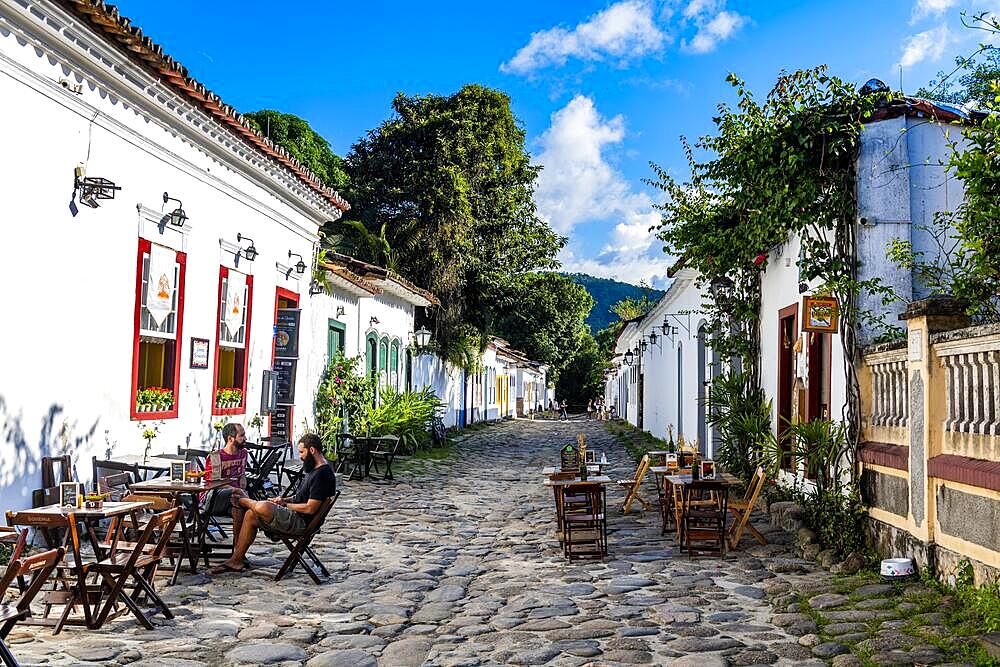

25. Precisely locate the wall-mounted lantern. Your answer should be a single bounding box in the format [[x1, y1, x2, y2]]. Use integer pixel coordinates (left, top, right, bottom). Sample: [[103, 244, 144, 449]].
[[414, 326, 432, 347], [162, 192, 187, 227], [74, 165, 120, 208], [288, 251, 306, 274], [236, 233, 258, 261]]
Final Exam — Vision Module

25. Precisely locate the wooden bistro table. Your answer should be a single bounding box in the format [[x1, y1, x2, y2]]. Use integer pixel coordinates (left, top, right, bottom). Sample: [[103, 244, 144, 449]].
[[109, 454, 178, 480], [129, 477, 235, 570], [652, 468, 739, 536], [543, 474, 612, 535], [6, 500, 151, 633]]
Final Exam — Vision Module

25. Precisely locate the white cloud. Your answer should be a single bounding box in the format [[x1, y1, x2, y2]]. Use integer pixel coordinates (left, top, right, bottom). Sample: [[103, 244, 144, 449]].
[[500, 1, 667, 75], [911, 0, 959, 22], [682, 10, 749, 54], [534, 95, 669, 285], [896, 24, 953, 68], [501, 0, 749, 74]]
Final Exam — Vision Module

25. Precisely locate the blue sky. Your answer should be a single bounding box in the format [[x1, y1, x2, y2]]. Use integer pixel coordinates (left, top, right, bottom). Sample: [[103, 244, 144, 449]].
[[114, 0, 989, 287]]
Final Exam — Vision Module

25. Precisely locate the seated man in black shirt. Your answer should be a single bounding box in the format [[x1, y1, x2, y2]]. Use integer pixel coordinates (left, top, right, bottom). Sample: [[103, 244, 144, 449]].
[[212, 433, 336, 574]]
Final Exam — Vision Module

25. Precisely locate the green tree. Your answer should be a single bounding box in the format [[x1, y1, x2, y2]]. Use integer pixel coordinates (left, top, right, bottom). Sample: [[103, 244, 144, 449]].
[[915, 48, 1000, 106], [494, 272, 593, 384], [244, 110, 349, 190], [337, 85, 564, 367], [556, 334, 605, 404]]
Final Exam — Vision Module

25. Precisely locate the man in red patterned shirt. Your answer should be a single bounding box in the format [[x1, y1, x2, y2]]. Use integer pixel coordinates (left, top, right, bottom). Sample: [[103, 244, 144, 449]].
[[203, 422, 249, 541]]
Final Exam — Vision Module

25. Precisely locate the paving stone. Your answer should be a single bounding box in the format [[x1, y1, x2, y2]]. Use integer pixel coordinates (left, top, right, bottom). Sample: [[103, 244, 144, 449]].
[[809, 593, 849, 609], [226, 643, 307, 664], [812, 642, 850, 658], [378, 638, 431, 666], [307, 649, 378, 667]]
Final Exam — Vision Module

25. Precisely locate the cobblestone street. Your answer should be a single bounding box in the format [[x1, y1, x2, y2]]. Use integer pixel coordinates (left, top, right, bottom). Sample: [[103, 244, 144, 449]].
[[8, 419, 956, 666]]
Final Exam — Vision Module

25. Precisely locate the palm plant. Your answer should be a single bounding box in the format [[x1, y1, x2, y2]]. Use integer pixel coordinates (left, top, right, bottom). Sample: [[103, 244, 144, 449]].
[[706, 371, 774, 482], [365, 387, 445, 453]]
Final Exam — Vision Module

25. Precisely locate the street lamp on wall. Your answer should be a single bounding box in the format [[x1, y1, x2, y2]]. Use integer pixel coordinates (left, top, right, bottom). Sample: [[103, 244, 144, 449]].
[[236, 233, 258, 261], [288, 250, 306, 274], [623, 349, 634, 366], [414, 326, 432, 347], [162, 192, 187, 227]]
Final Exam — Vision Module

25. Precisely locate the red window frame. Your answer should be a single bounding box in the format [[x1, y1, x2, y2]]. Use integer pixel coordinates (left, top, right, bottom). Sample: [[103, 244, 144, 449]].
[[271, 287, 300, 442], [212, 266, 253, 416], [130, 238, 186, 421]]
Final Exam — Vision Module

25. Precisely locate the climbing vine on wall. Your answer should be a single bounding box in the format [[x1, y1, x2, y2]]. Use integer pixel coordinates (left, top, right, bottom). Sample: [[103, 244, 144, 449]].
[[648, 66, 891, 458]]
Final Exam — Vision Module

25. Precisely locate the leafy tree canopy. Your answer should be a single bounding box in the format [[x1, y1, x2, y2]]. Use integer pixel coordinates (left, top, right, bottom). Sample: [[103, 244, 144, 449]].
[[244, 110, 349, 191], [335, 84, 565, 367], [915, 47, 1000, 107], [556, 334, 606, 404], [494, 272, 593, 384]]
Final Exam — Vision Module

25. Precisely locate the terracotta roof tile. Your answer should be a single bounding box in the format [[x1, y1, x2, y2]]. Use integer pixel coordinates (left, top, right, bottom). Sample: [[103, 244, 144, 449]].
[[58, 0, 349, 212]]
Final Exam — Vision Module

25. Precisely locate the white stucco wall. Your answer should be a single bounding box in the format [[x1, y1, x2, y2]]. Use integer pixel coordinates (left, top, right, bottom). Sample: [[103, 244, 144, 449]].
[[0, 0, 350, 509]]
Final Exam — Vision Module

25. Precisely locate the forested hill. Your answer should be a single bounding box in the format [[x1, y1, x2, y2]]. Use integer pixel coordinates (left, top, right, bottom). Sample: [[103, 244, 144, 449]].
[[563, 273, 666, 333]]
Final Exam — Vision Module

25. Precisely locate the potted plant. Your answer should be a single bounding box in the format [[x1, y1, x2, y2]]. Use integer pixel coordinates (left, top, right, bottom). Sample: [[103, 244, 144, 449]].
[[137, 421, 160, 465], [155, 387, 174, 412], [249, 413, 264, 441], [212, 419, 226, 448], [230, 388, 243, 408]]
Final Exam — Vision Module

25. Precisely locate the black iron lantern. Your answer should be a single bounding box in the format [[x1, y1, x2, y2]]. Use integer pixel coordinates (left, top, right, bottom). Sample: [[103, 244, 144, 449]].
[[288, 250, 306, 274], [709, 275, 734, 302], [623, 349, 634, 366], [640, 339, 648, 352], [237, 233, 258, 261], [162, 192, 187, 227], [649, 330, 658, 346]]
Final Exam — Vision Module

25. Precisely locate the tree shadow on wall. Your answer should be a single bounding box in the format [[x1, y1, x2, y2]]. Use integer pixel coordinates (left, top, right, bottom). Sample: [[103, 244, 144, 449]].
[[0, 396, 100, 507]]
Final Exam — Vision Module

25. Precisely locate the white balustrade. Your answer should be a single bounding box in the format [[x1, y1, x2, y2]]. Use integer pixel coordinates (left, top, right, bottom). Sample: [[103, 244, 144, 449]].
[[865, 349, 908, 428], [935, 336, 1000, 436]]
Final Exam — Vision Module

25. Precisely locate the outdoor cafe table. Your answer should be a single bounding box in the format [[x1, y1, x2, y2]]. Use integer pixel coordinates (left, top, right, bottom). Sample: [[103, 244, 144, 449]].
[[109, 454, 178, 480], [652, 469, 739, 536], [6, 500, 151, 632], [543, 475, 612, 534], [129, 477, 235, 568]]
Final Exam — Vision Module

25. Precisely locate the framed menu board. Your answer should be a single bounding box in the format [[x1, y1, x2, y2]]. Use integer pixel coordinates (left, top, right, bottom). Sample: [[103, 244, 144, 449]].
[[60, 482, 82, 508], [274, 309, 301, 359], [274, 358, 297, 404], [269, 405, 291, 444], [170, 461, 190, 483], [560, 444, 578, 471]]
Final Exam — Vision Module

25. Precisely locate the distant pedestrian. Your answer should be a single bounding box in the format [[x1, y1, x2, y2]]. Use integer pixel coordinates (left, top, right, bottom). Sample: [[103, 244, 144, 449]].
[[560, 399, 568, 420], [586, 400, 593, 421]]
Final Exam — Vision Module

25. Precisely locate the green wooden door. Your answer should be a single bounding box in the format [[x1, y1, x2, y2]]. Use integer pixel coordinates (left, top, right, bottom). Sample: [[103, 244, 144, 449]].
[[327, 319, 346, 360]]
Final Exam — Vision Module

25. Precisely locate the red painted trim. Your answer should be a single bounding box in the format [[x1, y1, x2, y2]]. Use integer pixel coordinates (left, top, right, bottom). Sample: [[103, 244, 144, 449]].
[[777, 303, 798, 469], [860, 442, 909, 471], [270, 287, 299, 442], [211, 268, 254, 416], [929, 453, 1000, 492], [130, 239, 184, 420]]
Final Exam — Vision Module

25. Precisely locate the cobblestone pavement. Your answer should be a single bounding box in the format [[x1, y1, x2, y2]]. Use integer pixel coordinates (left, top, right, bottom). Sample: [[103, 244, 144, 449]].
[[10, 419, 883, 666]]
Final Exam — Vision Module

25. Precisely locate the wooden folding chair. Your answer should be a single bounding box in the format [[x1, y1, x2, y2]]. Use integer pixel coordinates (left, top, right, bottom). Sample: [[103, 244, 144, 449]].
[[0, 546, 64, 667], [245, 447, 284, 500], [616, 454, 651, 513], [40, 456, 73, 489], [268, 493, 338, 583], [562, 484, 607, 561], [681, 480, 729, 557], [727, 466, 768, 549], [368, 436, 400, 480], [92, 508, 179, 629], [117, 493, 193, 586]]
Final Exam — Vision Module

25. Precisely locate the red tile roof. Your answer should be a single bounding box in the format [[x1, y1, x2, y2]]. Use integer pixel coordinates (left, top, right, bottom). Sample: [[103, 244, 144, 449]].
[[57, 0, 350, 213]]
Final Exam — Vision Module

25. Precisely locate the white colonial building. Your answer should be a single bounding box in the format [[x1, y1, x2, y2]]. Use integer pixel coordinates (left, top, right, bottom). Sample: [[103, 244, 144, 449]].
[[606, 92, 977, 478]]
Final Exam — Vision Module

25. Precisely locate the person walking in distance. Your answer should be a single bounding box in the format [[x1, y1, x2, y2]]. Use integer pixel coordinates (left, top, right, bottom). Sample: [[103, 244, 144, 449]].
[[560, 399, 569, 420]]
